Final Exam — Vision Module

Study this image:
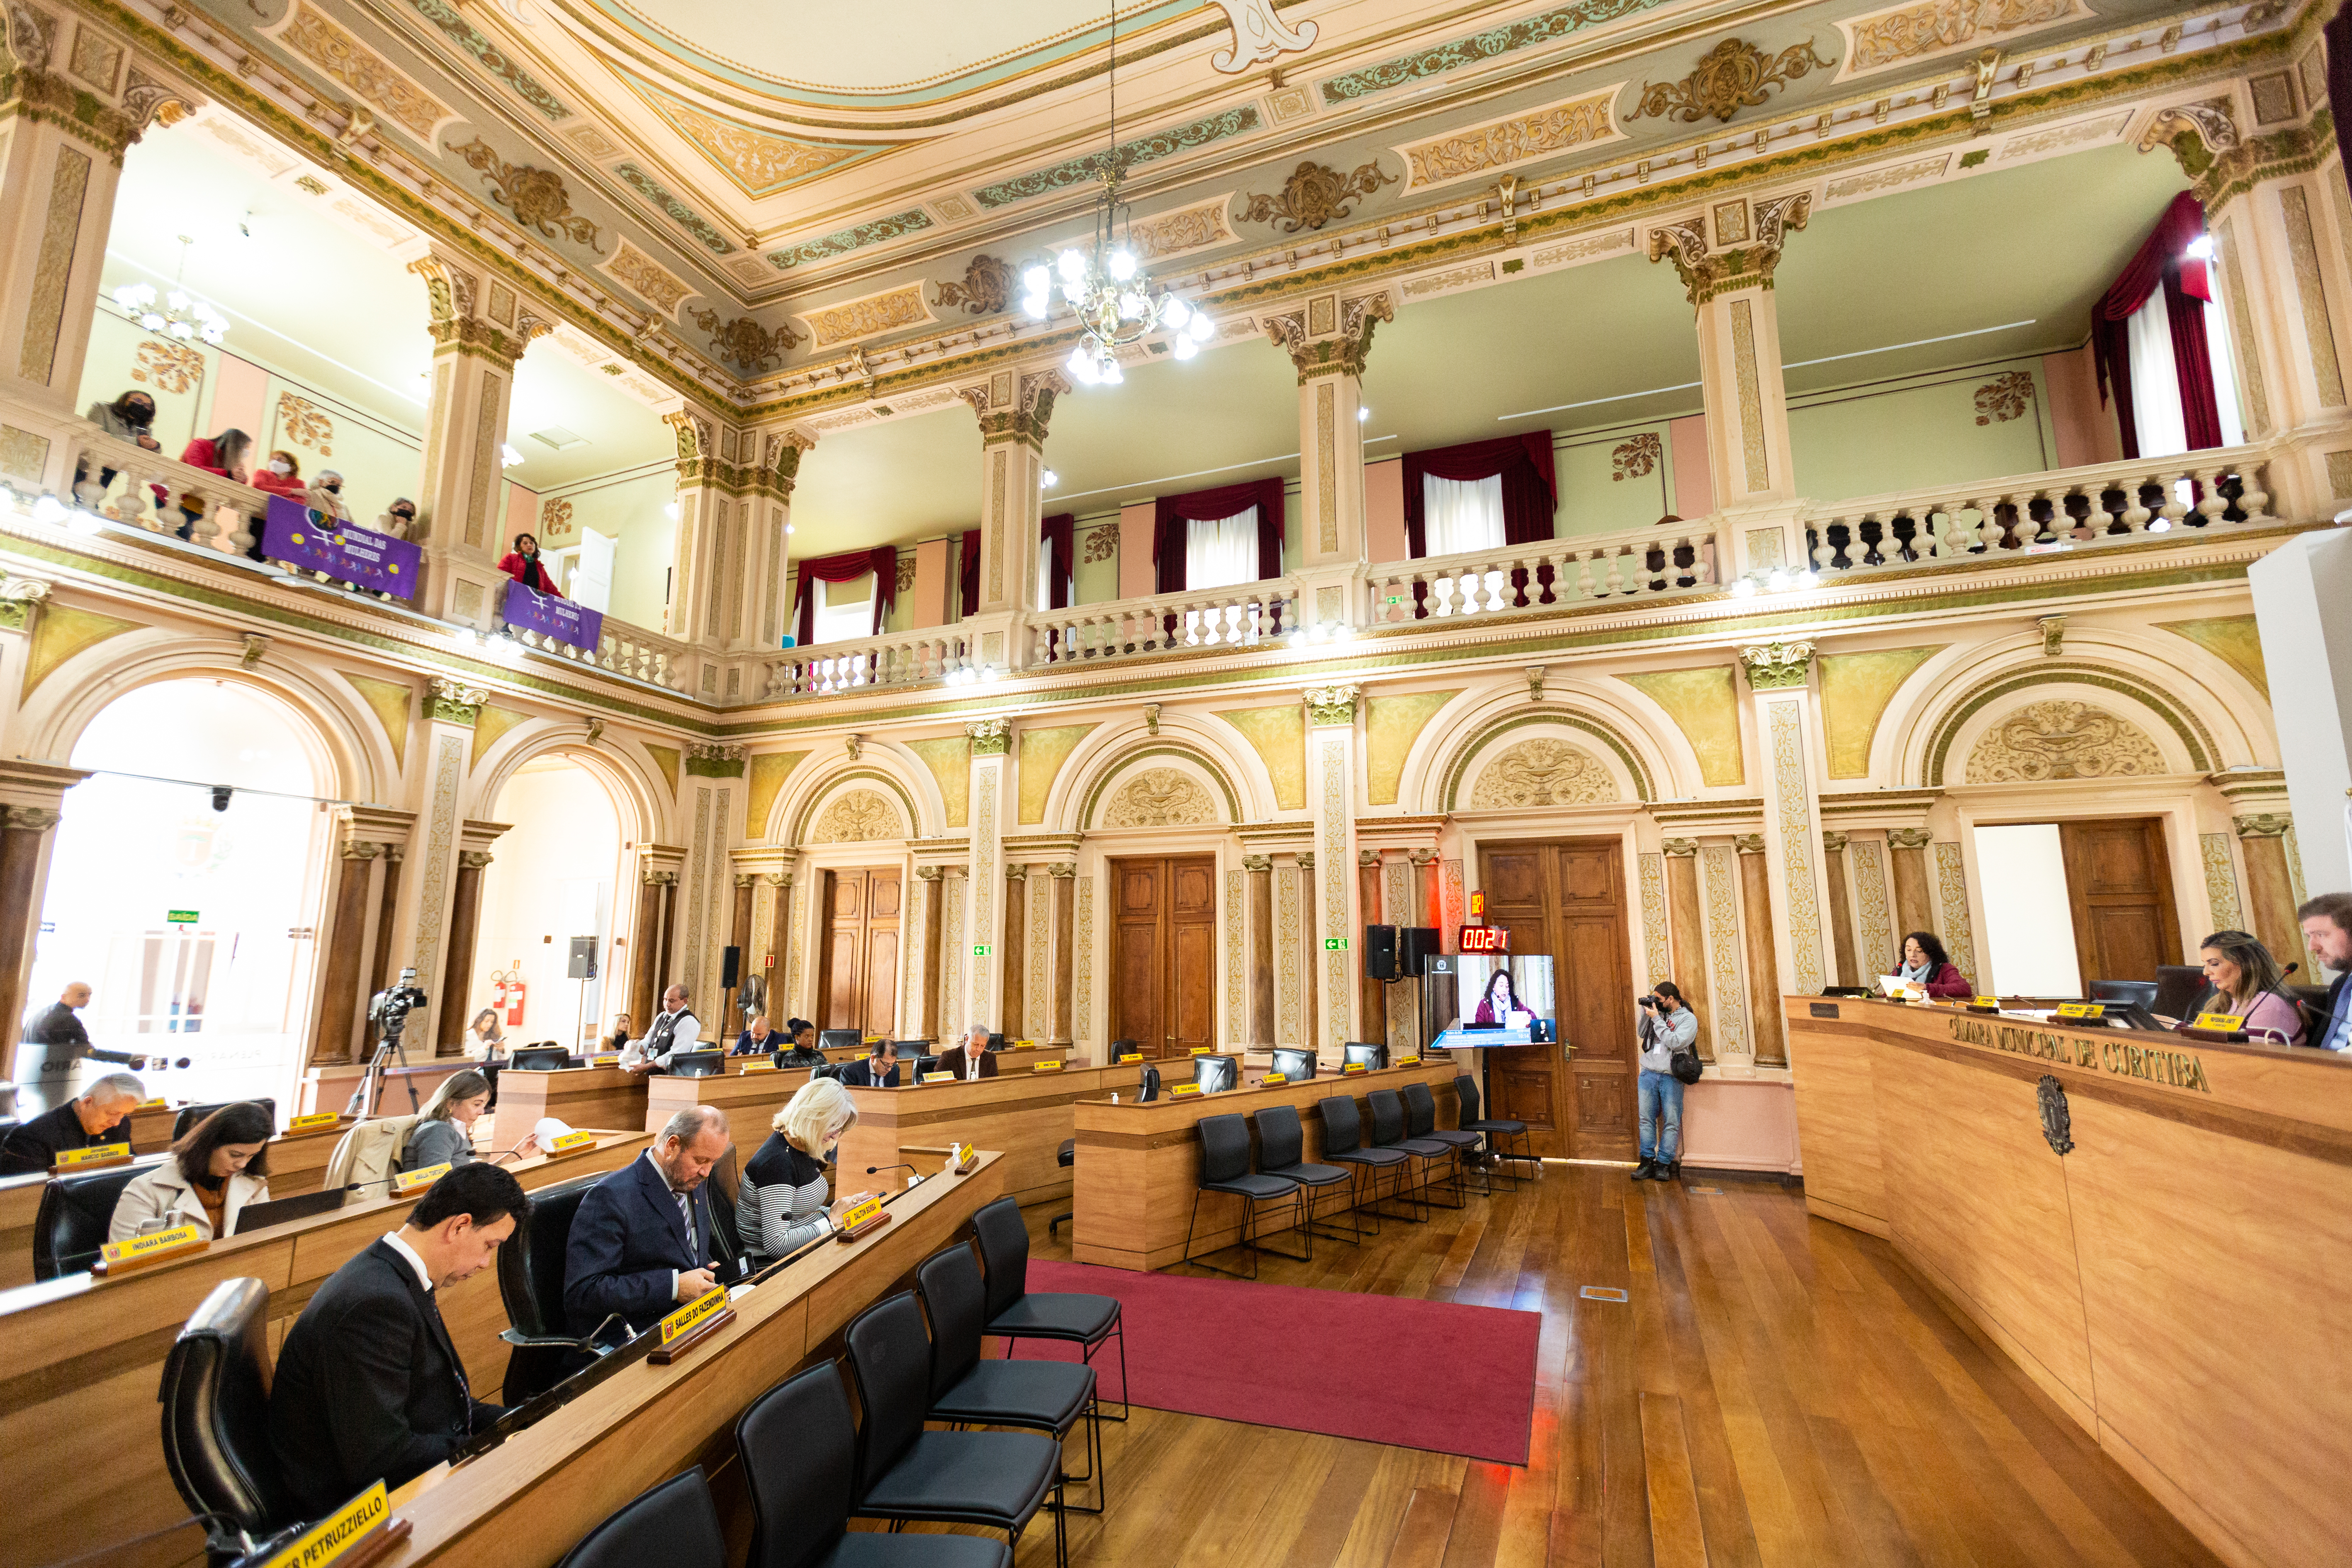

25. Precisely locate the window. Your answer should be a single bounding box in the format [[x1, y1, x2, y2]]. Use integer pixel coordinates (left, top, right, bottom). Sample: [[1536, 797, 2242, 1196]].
[[2127, 289, 2246, 459], [1421, 474, 1505, 557], [1185, 508, 1258, 591], [812, 574, 874, 643]]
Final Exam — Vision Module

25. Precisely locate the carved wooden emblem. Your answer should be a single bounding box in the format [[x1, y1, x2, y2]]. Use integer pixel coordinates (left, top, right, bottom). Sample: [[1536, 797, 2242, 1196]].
[[2037, 1074, 2073, 1157]]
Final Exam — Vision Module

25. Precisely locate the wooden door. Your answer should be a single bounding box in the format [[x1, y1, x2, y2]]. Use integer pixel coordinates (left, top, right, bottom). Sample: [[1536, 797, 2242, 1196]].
[[2059, 818, 2181, 988], [1476, 839, 1637, 1160], [817, 868, 902, 1037], [1109, 854, 1219, 1057]]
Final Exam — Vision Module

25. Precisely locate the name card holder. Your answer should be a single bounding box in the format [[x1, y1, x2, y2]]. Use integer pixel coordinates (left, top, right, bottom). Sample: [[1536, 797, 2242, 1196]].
[[1119, 1053, 1144, 1064], [1031, 1060, 1065, 1073], [1013, 1039, 1037, 1050], [589, 1053, 621, 1069], [950, 1142, 980, 1174], [95, 1223, 207, 1276], [258, 1480, 409, 1568], [1170, 1083, 1202, 1096], [393, 1162, 451, 1195], [52, 1142, 132, 1172], [738, 1059, 778, 1073], [649, 1287, 735, 1366], [1393, 1055, 1421, 1067], [1341, 1063, 1368, 1075], [921, 1071, 956, 1084], [287, 1111, 342, 1133], [545, 1131, 598, 1158], [2055, 1002, 2107, 1021], [1260, 1072, 1288, 1085], [1969, 996, 2002, 1014], [834, 1194, 892, 1242], [134, 1097, 168, 1110], [2191, 1011, 2245, 1032]]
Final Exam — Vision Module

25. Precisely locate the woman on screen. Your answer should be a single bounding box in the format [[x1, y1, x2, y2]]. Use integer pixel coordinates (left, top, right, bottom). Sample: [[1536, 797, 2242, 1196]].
[[1473, 968, 1532, 1026]]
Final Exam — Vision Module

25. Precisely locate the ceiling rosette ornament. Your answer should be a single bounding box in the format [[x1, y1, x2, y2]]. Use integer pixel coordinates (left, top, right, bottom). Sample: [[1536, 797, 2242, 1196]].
[[934, 254, 1015, 316], [689, 306, 803, 373]]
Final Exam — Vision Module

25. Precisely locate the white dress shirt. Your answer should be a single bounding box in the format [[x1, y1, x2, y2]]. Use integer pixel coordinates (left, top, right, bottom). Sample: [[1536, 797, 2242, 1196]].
[[381, 1229, 434, 1293], [618, 1006, 703, 1070]]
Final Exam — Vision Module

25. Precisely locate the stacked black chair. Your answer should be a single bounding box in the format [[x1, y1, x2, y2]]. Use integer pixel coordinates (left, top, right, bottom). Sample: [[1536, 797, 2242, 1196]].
[[172, 1098, 278, 1140], [494, 1169, 606, 1403], [1315, 1094, 1415, 1227], [1047, 1138, 1076, 1239], [1254, 1103, 1361, 1254], [159, 1277, 297, 1565], [1401, 1081, 1484, 1202], [971, 1195, 1127, 1422], [1181, 1112, 1301, 1279], [1454, 1074, 1533, 1187], [918, 1241, 1104, 1512], [1366, 1089, 1451, 1216], [557, 1467, 727, 1568], [737, 1361, 1009, 1568], [34, 1158, 158, 1279], [842, 1292, 1064, 1566]]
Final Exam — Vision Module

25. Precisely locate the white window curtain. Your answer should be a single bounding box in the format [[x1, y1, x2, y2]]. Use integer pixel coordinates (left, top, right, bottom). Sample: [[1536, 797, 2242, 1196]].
[[1422, 474, 1505, 557], [1185, 508, 1258, 591], [2203, 285, 2247, 448], [812, 573, 874, 644], [2126, 289, 2189, 460]]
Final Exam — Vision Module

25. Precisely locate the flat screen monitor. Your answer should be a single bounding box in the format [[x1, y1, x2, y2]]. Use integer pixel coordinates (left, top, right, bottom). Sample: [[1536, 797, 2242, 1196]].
[[1451, 955, 1557, 1043], [1269, 1047, 1316, 1081], [668, 1050, 723, 1078], [511, 1047, 572, 1072], [2090, 980, 2158, 1009], [234, 1186, 349, 1234], [987, 1032, 1006, 1053], [1193, 1055, 1239, 1094], [819, 1029, 863, 1052], [1342, 1042, 1386, 1071]]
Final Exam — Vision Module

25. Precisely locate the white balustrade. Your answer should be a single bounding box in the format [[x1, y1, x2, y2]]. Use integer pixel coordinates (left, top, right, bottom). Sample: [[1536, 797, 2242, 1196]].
[[764, 629, 978, 697], [65, 427, 263, 557], [1365, 525, 1717, 625], [1031, 579, 1298, 664]]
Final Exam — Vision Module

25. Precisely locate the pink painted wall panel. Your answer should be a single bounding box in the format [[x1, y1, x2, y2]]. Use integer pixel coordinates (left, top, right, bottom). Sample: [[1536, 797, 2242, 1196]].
[[910, 536, 951, 628], [208, 352, 269, 447], [1365, 456, 1408, 562], [503, 481, 539, 549], [2043, 346, 2122, 469], [1668, 414, 1713, 520], [1118, 501, 1157, 599]]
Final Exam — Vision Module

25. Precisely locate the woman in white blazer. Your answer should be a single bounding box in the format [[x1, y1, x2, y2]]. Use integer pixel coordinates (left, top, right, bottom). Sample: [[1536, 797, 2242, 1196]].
[[109, 1101, 272, 1242]]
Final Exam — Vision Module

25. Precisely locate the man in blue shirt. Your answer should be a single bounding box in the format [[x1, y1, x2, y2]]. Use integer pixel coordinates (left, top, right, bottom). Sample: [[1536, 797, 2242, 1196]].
[[2299, 893, 2352, 1053]]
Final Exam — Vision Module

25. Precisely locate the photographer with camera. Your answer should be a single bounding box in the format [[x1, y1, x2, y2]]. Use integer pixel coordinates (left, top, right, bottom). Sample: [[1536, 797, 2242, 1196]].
[[1633, 982, 1700, 1183]]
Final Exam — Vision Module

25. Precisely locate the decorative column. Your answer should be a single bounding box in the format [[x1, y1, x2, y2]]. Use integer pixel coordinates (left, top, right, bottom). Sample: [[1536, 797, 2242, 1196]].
[[1820, 830, 1859, 989], [1649, 194, 1810, 577], [1887, 827, 1936, 942], [916, 865, 946, 1042], [433, 839, 501, 1055], [385, 677, 486, 1057], [1739, 641, 1833, 1051], [631, 866, 676, 1027], [1295, 851, 1319, 1050], [762, 871, 788, 1013], [2234, 813, 2304, 971], [406, 246, 552, 627], [1262, 289, 1393, 627], [1661, 839, 1714, 1060], [1049, 863, 1077, 1048], [960, 718, 1011, 1033], [1411, 849, 1441, 931], [368, 843, 406, 1005], [310, 828, 383, 1065], [1304, 686, 1360, 1052], [1734, 834, 1786, 1067], [1356, 849, 1385, 1044], [738, 428, 816, 654], [1245, 855, 1276, 1046], [0, 761, 85, 1082], [961, 372, 1067, 667], [727, 871, 756, 1031], [1001, 863, 1029, 1040]]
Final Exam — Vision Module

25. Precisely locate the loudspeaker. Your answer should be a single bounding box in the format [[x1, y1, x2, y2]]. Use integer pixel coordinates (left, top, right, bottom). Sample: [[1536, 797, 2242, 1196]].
[[566, 937, 596, 980], [720, 946, 742, 988], [1364, 924, 1399, 980], [1399, 926, 1440, 977]]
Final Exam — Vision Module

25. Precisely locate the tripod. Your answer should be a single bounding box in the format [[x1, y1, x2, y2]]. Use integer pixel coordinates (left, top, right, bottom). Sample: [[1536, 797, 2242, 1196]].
[[347, 1012, 423, 1118]]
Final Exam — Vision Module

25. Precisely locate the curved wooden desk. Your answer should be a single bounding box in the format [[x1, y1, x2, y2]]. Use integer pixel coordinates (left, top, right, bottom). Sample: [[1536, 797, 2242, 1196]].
[[641, 1063, 815, 1135], [1786, 996, 2352, 1568], [492, 1066, 647, 1147]]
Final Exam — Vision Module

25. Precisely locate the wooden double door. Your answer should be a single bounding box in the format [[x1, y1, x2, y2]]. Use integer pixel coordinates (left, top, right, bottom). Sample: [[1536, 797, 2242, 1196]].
[[817, 867, 901, 1038], [1476, 838, 1637, 1160], [2057, 817, 2182, 990], [1108, 855, 1217, 1059]]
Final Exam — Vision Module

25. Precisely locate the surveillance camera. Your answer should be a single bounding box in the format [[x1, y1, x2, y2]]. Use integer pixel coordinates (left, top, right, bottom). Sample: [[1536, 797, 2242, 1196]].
[[209, 785, 231, 812]]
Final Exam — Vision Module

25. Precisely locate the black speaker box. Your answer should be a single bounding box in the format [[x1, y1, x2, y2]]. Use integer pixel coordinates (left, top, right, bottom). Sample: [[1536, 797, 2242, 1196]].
[[1364, 923, 1399, 980], [720, 945, 742, 987], [1399, 926, 1440, 977], [566, 936, 596, 980]]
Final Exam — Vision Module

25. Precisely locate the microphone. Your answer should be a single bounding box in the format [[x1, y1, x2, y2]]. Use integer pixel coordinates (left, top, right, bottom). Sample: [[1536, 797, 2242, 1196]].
[[866, 1163, 917, 1177]]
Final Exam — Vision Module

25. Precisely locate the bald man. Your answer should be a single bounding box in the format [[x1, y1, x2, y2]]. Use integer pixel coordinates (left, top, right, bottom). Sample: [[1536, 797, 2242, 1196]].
[[24, 982, 148, 1072]]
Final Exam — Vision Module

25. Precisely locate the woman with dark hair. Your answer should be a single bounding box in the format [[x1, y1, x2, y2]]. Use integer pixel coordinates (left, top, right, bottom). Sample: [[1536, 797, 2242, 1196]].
[[1885, 930, 1972, 998], [1473, 968, 1527, 1024], [109, 1101, 272, 1241], [180, 427, 252, 483], [1633, 982, 1698, 1181], [497, 532, 562, 596], [2184, 929, 2304, 1046], [780, 1018, 826, 1067], [399, 1068, 539, 1172]]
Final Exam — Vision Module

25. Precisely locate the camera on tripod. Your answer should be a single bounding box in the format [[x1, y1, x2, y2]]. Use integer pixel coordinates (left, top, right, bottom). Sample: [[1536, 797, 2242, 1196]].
[[350, 968, 430, 1117], [368, 968, 428, 1039]]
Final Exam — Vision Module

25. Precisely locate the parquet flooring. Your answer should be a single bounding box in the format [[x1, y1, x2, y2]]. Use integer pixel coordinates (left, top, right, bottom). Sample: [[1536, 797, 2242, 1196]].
[[1008, 1165, 2224, 1568]]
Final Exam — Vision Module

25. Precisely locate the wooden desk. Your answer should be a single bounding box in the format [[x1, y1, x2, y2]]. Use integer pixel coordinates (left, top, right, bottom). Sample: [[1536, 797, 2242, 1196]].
[[127, 1100, 179, 1152], [1785, 996, 2352, 1568], [0, 1131, 653, 1568], [384, 1148, 1007, 1567], [1070, 1058, 1464, 1271], [268, 1115, 356, 1196], [299, 1059, 474, 1118], [493, 1066, 648, 1147], [642, 1065, 815, 1135], [838, 1057, 1191, 1207]]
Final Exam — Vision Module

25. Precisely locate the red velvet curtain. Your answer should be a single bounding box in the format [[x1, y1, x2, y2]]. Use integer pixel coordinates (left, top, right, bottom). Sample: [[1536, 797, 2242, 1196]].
[[2092, 191, 2223, 459], [791, 545, 897, 645], [1040, 513, 1075, 610], [1151, 478, 1285, 594], [1401, 433, 1556, 557], [958, 528, 979, 617], [2329, 6, 2352, 215]]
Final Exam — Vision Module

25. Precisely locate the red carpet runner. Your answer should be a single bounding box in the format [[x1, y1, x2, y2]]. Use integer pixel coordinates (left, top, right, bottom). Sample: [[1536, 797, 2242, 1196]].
[[1007, 1260, 1541, 1465]]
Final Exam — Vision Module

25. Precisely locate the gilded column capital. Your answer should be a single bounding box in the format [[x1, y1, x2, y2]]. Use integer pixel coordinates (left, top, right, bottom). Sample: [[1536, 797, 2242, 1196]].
[[1357, 848, 1382, 867], [6, 64, 148, 163], [1740, 641, 1814, 690], [1648, 192, 1811, 307], [1006, 863, 1029, 881], [686, 742, 747, 778], [1242, 855, 1274, 873], [763, 871, 789, 886], [1262, 289, 1394, 383], [1295, 851, 1317, 870], [2037, 615, 2067, 656], [340, 840, 386, 862], [1661, 838, 1701, 857], [915, 865, 945, 882], [0, 576, 52, 633], [1304, 684, 1360, 726], [966, 717, 1012, 755], [425, 676, 487, 726], [2234, 812, 2294, 839], [1408, 848, 1438, 866], [733, 870, 756, 887], [968, 370, 1069, 448], [1887, 827, 1935, 850], [1733, 833, 1767, 855], [1047, 862, 1077, 879], [765, 428, 819, 503], [642, 866, 680, 886]]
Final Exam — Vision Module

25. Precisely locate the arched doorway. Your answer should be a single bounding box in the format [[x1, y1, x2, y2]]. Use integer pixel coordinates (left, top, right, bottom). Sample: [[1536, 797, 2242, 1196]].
[[472, 754, 626, 1055], [28, 679, 335, 1112]]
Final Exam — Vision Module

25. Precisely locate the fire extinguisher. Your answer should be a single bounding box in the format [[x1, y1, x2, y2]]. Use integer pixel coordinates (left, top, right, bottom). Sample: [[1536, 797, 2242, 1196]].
[[494, 968, 527, 1028]]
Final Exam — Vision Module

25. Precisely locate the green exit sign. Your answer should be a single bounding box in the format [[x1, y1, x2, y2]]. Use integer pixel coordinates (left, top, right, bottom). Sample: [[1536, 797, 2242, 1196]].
[[1322, 937, 1349, 951], [972, 943, 993, 957], [167, 909, 199, 925]]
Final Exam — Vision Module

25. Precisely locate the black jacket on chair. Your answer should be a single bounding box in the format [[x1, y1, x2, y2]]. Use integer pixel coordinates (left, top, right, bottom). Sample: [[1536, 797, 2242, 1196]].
[[267, 1239, 501, 1517], [834, 1058, 902, 1087], [562, 1150, 717, 1336]]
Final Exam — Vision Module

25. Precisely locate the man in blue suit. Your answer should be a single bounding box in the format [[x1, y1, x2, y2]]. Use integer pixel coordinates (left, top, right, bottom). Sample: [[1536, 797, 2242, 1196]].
[[562, 1104, 733, 1335], [834, 1039, 901, 1087]]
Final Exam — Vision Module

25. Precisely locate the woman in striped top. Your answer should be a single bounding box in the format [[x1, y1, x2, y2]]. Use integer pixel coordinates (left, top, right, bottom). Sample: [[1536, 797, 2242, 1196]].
[[739, 1076, 859, 1266]]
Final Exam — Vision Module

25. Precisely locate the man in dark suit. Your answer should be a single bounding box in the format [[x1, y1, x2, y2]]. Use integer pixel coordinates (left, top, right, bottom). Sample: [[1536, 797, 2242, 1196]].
[[2299, 893, 2352, 1052], [268, 1163, 529, 1515], [834, 1040, 901, 1087], [731, 1014, 779, 1056], [0, 1072, 143, 1175], [931, 1023, 1000, 1082], [563, 1104, 733, 1335]]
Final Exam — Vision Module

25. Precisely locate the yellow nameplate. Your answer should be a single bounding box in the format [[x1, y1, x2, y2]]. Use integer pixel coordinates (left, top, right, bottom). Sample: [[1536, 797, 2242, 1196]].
[[2055, 1002, 2106, 1020], [922, 1071, 955, 1083], [1119, 1053, 1143, 1064], [1014, 1039, 1037, 1050], [2192, 1011, 2245, 1031], [54, 1142, 131, 1168], [1973, 996, 2000, 1009], [1189, 1046, 1214, 1056], [953, 1142, 975, 1167], [287, 1111, 341, 1132], [838, 1194, 885, 1230], [738, 1059, 777, 1072], [1341, 1063, 1367, 1074], [100, 1223, 204, 1268], [589, 1053, 620, 1068], [135, 1097, 168, 1109], [1394, 1055, 1420, 1066], [393, 1162, 450, 1195], [661, 1285, 729, 1345], [261, 1480, 389, 1568], [549, 1130, 596, 1153], [1170, 1083, 1202, 1096], [1031, 1059, 1064, 1072], [1261, 1072, 1287, 1085]]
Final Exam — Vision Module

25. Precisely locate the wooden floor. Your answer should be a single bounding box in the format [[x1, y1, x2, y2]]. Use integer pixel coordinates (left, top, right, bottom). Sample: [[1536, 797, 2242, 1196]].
[[1003, 1163, 2224, 1568]]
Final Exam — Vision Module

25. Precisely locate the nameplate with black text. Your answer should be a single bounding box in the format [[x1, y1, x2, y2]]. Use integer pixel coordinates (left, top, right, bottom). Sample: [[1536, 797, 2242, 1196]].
[[53, 1142, 131, 1169], [260, 1480, 406, 1568], [393, 1162, 450, 1194]]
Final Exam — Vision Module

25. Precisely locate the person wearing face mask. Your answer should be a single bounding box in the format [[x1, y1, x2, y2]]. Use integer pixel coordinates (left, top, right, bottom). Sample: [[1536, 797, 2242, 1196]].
[[307, 467, 352, 523], [497, 531, 562, 596], [87, 389, 163, 452], [251, 448, 307, 500], [377, 496, 418, 540], [737, 1077, 861, 1266]]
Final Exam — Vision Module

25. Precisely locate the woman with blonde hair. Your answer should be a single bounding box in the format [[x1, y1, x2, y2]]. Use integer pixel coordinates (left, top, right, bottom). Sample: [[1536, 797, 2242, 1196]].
[[396, 1067, 540, 1173], [2182, 929, 2304, 1047], [737, 1076, 858, 1265]]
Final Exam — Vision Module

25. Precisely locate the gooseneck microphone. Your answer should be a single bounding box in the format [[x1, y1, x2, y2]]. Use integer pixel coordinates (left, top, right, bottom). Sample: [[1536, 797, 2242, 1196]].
[[866, 1163, 918, 1178]]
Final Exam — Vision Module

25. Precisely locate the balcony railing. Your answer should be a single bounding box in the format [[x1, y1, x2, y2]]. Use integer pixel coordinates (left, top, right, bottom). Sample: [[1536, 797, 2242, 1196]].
[[762, 630, 981, 697], [68, 428, 262, 556], [1030, 578, 1299, 665], [1367, 521, 1719, 624]]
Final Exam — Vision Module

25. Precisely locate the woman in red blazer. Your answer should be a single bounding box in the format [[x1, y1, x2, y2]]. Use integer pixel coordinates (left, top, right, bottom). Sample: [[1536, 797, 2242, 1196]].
[[1887, 930, 1973, 997], [496, 531, 562, 596]]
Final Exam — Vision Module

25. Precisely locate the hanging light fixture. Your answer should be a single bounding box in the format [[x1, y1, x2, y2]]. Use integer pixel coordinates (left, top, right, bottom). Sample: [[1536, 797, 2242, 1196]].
[[1019, 4, 1215, 387], [112, 236, 229, 348]]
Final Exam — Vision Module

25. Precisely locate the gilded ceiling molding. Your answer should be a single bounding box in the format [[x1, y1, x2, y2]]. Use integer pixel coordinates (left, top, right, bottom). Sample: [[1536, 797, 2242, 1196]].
[[1394, 87, 1626, 190], [767, 209, 934, 271], [1628, 37, 1834, 125], [1833, 0, 2092, 82], [1126, 193, 1238, 260], [799, 282, 934, 349], [972, 106, 1260, 209], [614, 163, 734, 253], [1208, 0, 1316, 73], [934, 254, 1013, 316], [1239, 159, 1397, 233], [401, 0, 569, 119], [446, 138, 603, 251], [690, 306, 803, 373], [1321, 0, 1670, 105], [620, 68, 879, 197], [260, 0, 455, 147], [603, 238, 693, 316]]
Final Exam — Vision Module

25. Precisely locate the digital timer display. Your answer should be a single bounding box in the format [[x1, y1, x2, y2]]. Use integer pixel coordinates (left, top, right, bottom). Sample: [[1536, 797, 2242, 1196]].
[[1458, 925, 1510, 953]]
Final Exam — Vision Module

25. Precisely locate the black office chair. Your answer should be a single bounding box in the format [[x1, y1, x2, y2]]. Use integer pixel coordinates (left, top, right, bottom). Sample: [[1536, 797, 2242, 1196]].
[[1401, 1081, 1483, 1202], [1047, 1139, 1075, 1239], [1182, 1113, 1300, 1279], [172, 1098, 277, 1140], [918, 1242, 1104, 1513], [510, 1046, 571, 1071], [842, 1292, 1064, 1567], [987, 1032, 1006, 1053], [2090, 979, 2160, 1009], [1109, 1038, 1139, 1060], [819, 1028, 863, 1051], [494, 1169, 607, 1404], [705, 1144, 743, 1279], [1137, 1065, 1161, 1103], [1366, 1089, 1449, 1218], [159, 1277, 296, 1564], [557, 1466, 727, 1568], [1454, 1074, 1533, 1187], [737, 1361, 1010, 1568], [970, 1194, 1127, 1421], [1255, 1103, 1361, 1254], [34, 1158, 159, 1279], [913, 1054, 941, 1079], [1314, 1094, 1412, 1230]]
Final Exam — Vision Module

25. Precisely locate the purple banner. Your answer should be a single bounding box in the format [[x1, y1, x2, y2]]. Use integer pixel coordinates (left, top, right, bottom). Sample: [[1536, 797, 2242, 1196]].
[[503, 579, 603, 651], [262, 497, 421, 600]]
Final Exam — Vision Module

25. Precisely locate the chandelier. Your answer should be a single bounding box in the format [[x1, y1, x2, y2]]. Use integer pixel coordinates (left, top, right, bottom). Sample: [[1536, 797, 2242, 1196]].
[[112, 236, 228, 347], [1021, 5, 1214, 386]]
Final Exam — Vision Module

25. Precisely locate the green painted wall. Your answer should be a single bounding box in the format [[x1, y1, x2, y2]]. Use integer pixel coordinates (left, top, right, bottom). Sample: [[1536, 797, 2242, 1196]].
[[1787, 358, 2056, 502]]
